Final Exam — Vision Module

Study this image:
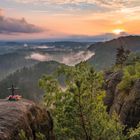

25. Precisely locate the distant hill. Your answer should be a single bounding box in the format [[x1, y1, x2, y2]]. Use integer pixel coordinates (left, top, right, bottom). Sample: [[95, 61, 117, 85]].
[[0, 41, 90, 80], [87, 36, 140, 70], [0, 36, 140, 101], [0, 52, 37, 80], [0, 61, 62, 101]]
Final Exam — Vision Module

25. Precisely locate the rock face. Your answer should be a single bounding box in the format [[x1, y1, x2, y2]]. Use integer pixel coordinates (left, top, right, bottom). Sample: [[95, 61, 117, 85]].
[[104, 71, 140, 128], [0, 99, 54, 140], [104, 71, 123, 112]]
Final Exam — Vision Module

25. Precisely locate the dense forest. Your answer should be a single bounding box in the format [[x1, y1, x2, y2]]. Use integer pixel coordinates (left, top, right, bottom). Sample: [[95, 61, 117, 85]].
[[37, 46, 140, 140], [0, 61, 62, 100], [1, 36, 140, 102]]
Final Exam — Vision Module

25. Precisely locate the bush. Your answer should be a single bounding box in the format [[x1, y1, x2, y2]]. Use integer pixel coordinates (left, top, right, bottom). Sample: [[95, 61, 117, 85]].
[[36, 132, 45, 140], [117, 63, 140, 91], [127, 123, 140, 140], [18, 130, 28, 140], [18, 130, 45, 140]]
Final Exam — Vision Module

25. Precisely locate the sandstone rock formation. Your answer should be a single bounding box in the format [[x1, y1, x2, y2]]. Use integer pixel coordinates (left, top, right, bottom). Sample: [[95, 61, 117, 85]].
[[104, 71, 140, 128], [0, 99, 54, 140]]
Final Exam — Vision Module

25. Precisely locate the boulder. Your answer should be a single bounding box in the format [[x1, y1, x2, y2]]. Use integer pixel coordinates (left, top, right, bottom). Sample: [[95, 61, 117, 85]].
[[0, 99, 54, 140]]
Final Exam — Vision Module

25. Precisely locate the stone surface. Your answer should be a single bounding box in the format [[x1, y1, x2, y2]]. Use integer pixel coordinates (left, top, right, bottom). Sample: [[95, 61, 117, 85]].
[[0, 99, 54, 140], [103, 71, 123, 112], [104, 71, 140, 128]]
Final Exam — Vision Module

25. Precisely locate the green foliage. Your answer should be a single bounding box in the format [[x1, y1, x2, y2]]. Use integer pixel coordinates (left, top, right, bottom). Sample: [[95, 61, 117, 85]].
[[39, 75, 60, 107], [18, 129, 28, 140], [35, 132, 45, 140], [40, 62, 125, 140], [18, 130, 45, 140], [117, 62, 140, 91], [127, 123, 140, 140], [115, 46, 130, 68], [125, 52, 140, 66]]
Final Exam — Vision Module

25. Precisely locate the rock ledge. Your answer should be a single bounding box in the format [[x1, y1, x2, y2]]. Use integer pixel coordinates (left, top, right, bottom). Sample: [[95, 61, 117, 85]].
[[0, 99, 54, 140]]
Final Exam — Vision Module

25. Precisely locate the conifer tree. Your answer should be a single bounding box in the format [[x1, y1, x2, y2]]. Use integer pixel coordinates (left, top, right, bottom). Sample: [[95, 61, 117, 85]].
[[115, 46, 130, 67], [39, 62, 125, 140]]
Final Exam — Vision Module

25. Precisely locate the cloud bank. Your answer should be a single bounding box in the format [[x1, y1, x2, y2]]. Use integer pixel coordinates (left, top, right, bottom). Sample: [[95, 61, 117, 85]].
[[13, 0, 137, 6], [0, 15, 43, 34], [13, 0, 140, 9], [50, 32, 129, 42], [10, 0, 140, 19], [26, 51, 95, 66]]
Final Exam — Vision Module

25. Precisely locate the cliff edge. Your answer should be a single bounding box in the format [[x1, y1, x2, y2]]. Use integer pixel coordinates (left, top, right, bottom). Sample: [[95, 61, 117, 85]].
[[0, 99, 54, 140], [104, 71, 140, 128]]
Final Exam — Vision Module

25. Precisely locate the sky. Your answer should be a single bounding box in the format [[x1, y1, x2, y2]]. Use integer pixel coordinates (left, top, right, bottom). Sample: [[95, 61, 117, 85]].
[[0, 0, 140, 40]]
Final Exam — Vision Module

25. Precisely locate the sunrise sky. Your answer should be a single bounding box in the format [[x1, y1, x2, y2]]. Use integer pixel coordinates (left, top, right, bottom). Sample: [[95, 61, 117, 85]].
[[0, 0, 140, 40]]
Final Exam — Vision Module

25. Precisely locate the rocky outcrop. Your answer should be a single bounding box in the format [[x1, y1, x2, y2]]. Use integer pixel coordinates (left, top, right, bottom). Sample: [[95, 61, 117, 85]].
[[104, 71, 123, 112], [0, 99, 54, 140], [104, 71, 140, 128]]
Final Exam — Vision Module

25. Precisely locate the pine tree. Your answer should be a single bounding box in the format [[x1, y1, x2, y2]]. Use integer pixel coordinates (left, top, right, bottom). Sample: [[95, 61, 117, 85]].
[[115, 46, 130, 67], [39, 62, 125, 140]]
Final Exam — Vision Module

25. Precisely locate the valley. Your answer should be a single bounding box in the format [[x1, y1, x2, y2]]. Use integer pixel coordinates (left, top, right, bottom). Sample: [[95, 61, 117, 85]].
[[0, 36, 140, 101]]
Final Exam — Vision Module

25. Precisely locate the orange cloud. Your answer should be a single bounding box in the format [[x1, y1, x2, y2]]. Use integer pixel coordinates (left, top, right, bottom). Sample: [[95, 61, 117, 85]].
[[13, 0, 140, 9], [0, 8, 3, 16], [0, 0, 139, 40]]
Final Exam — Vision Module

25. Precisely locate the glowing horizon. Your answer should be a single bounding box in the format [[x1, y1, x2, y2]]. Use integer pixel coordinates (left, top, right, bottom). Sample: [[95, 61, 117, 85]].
[[0, 0, 140, 40]]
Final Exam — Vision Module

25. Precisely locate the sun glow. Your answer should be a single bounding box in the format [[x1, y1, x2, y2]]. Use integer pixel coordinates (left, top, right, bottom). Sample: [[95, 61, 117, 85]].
[[112, 29, 125, 35]]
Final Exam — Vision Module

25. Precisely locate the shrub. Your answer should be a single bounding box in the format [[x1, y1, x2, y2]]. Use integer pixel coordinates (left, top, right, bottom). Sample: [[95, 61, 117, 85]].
[[18, 129, 28, 140], [35, 132, 45, 140], [127, 123, 140, 140], [117, 63, 140, 91]]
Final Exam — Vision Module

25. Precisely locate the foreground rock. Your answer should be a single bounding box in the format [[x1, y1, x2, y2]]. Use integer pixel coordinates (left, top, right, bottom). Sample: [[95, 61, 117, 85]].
[[0, 99, 54, 140], [104, 71, 140, 128]]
